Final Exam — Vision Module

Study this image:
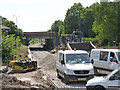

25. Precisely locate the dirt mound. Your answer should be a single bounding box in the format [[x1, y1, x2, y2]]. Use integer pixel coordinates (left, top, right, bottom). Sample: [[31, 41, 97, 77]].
[[2, 74, 30, 86], [2, 73, 48, 89], [2, 73, 31, 88], [39, 54, 57, 71], [32, 70, 51, 88]]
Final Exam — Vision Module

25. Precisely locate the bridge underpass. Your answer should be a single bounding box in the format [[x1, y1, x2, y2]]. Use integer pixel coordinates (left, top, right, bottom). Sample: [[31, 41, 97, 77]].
[[24, 32, 57, 50]]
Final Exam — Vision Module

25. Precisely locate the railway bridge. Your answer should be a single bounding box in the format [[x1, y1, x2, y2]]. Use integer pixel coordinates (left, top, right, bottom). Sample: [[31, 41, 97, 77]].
[[24, 32, 56, 39], [24, 32, 57, 50]]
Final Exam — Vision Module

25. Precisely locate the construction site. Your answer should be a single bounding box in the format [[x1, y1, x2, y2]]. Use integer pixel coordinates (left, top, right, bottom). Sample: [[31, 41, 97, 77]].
[[0, 26, 120, 89], [1, 41, 94, 89], [1, 38, 119, 90], [0, 1, 119, 89]]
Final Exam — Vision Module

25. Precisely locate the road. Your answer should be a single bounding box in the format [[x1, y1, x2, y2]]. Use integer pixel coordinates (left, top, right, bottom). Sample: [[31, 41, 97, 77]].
[[31, 48, 86, 89]]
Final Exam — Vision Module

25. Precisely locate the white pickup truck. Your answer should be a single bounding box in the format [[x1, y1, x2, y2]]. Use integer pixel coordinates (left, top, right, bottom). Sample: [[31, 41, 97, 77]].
[[56, 49, 94, 83]]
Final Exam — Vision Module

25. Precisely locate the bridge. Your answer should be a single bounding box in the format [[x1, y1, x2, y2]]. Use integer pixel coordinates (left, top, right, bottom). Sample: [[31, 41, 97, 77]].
[[24, 32, 56, 39], [24, 32, 57, 49]]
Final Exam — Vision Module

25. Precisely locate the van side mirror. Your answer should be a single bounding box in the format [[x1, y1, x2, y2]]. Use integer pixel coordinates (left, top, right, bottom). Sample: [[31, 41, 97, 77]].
[[61, 60, 65, 64], [61, 54, 65, 64], [109, 58, 112, 62], [110, 75, 115, 80]]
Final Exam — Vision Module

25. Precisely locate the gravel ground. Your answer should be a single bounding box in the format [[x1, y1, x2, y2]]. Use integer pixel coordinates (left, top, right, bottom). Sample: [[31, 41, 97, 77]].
[[31, 49, 86, 89]]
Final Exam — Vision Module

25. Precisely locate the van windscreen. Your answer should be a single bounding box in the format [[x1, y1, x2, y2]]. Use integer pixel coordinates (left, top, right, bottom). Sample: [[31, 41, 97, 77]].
[[116, 52, 120, 61], [66, 54, 90, 64]]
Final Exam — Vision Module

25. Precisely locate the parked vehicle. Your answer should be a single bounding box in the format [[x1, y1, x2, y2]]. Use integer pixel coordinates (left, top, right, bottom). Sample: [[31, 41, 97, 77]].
[[86, 68, 120, 90], [56, 49, 94, 83], [90, 49, 120, 75], [0, 66, 8, 73]]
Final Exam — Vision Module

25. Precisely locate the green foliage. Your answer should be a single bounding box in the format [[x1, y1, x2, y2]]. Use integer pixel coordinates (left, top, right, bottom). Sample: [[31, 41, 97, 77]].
[[84, 37, 98, 42], [58, 24, 64, 36], [29, 39, 39, 44], [51, 20, 64, 36], [65, 3, 83, 34], [92, 2, 119, 45], [15, 45, 28, 56], [0, 16, 25, 44], [2, 34, 22, 61], [64, 3, 95, 38]]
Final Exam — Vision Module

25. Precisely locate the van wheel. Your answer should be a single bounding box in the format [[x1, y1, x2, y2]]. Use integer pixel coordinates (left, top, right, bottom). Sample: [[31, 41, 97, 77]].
[[94, 85, 105, 90], [94, 67, 99, 76], [91, 59, 94, 64], [56, 69, 61, 78], [64, 74, 69, 84]]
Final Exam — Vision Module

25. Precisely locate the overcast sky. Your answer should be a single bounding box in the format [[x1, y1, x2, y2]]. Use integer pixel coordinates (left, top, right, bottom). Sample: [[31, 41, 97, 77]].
[[0, 0, 102, 32]]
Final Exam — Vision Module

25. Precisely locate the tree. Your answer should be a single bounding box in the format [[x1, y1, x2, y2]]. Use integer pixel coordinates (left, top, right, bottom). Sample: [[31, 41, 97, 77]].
[[0, 16, 25, 44], [64, 3, 83, 34], [51, 20, 64, 36], [64, 3, 95, 38], [2, 34, 22, 61], [92, 2, 119, 45]]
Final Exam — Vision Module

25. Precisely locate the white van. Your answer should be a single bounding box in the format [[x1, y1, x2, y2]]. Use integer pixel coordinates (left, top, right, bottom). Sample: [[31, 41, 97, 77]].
[[86, 68, 120, 90], [90, 49, 120, 74], [56, 50, 94, 83]]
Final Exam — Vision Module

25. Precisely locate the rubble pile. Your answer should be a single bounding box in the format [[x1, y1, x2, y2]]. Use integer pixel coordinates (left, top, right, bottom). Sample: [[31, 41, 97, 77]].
[[32, 70, 51, 88], [2, 74, 31, 88], [39, 54, 57, 71], [2, 72, 50, 89]]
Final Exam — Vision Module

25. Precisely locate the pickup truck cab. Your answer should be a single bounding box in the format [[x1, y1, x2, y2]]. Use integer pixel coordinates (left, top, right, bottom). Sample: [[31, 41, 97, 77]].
[[90, 49, 120, 74], [56, 50, 94, 83], [86, 68, 120, 90]]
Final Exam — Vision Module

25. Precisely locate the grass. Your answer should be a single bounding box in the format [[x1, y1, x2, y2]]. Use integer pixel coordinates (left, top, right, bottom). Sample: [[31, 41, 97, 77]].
[[15, 45, 28, 56], [84, 37, 97, 42]]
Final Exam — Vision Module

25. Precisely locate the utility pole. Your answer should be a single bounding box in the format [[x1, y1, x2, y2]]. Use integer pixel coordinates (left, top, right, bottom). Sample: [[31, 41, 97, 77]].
[[52, 28, 53, 39], [56, 27, 58, 51], [13, 15, 20, 28], [79, 9, 82, 42]]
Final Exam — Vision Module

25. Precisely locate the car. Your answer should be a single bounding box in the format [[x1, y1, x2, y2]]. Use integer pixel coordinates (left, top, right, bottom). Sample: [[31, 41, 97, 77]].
[[0, 66, 8, 73], [56, 49, 94, 83], [86, 68, 120, 90], [90, 49, 120, 75]]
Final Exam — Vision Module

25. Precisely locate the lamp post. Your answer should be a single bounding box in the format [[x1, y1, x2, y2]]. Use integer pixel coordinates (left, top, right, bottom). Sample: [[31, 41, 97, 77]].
[[56, 27, 58, 51], [13, 15, 20, 28]]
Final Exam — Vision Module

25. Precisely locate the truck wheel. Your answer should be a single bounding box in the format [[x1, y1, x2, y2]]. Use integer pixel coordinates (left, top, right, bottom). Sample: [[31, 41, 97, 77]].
[[94, 67, 99, 76], [56, 70, 61, 78], [64, 74, 69, 84], [94, 85, 105, 90]]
